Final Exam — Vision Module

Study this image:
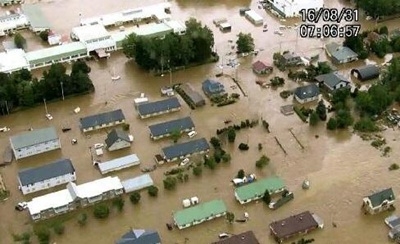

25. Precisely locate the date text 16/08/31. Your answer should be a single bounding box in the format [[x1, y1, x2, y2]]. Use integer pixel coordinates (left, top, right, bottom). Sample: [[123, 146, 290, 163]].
[[299, 24, 360, 38], [299, 8, 359, 23]]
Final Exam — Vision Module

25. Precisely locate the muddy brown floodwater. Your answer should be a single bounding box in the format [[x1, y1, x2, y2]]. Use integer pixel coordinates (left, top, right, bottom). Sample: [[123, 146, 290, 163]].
[[1, 0, 400, 243]]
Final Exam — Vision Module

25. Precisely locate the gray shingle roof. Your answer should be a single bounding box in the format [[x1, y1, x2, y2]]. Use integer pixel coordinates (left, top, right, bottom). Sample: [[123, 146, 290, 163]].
[[10, 127, 58, 150], [149, 117, 194, 137], [80, 109, 125, 130], [116, 229, 161, 244], [18, 159, 75, 186], [162, 138, 210, 160], [105, 129, 131, 148], [351, 65, 380, 81], [367, 188, 395, 208], [137, 97, 181, 116], [326, 42, 358, 63], [294, 84, 319, 100], [211, 231, 260, 244], [315, 72, 349, 89]]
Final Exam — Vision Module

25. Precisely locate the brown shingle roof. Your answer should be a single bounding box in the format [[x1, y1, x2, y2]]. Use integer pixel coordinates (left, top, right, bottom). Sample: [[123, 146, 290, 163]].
[[269, 211, 318, 240], [252, 60, 272, 72], [211, 231, 260, 244]]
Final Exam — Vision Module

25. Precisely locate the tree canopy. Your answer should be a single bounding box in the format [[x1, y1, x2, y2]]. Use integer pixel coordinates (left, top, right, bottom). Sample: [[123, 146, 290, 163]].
[[236, 32, 254, 54], [122, 18, 215, 71], [356, 0, 400, 18], [0, 60, 94, 115]]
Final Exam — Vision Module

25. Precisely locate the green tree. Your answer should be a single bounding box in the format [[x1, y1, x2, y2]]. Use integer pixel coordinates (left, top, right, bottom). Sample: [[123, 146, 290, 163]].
[[39, 30, 50, 42], [327, 117, 338, 130], [204, 156, 217, 169], [354, 117, 379, 132], [226, 212, 235, 223], [210, 137, 221, 149], [34, 227, 50, 244], [112, 197, 125, 212], [335, 109, 354, 129], [192, 165, 203, 176], [309, 111, 319, 126], [227, 127, 236, 143], [185, 18, 214, 62], [221, 153, 231, 163], [14, 33, 26, 49], [262, 190, 271, 204], [148, 186, 159, 197], [237, 169, 245, 178], [17, 81, 34, 107], [93, 204, 110, 219], [316, 100, 327, 121], [53, 222, 65, 235], [355, 85, 393, 115], [129, 192, 141, 204], [163, 176, 177, 190], [236, 32, 255, 53], [77, 213, 88, 226], [170, 129, 181, 143], [255, 155, 270, 169]]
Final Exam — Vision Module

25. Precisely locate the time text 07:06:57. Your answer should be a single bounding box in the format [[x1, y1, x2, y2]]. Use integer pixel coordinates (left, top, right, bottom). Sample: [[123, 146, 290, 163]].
[[299, 23, 360, 39]]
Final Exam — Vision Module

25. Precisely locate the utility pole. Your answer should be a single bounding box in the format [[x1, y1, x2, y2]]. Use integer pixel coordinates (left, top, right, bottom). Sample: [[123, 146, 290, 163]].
[[5, 100, 9, 115], [43, 98, 48, 114], [60, 81, 65, 100]]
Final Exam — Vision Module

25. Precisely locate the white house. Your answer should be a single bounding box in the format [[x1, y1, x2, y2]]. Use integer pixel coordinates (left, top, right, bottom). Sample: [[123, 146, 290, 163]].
[[0, 49, 30, 73], [71, 24, 116, 57], [10, 127, 61, 160], [97, 154, 140, 175], [267, 0, 324, 18], [0, 13, 29, 36], [18, 158, 76, 195], [362, 188, 395, 215], [80, 109, 126, 132], [27, 176, 124, 220], [105, 129, 133, 151], [121, 174, 154, 193]]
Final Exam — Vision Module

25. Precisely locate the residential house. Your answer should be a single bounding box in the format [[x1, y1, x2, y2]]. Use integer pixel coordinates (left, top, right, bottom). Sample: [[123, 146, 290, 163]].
[[325, 42, 358, 64], [266, 0, 324, 18], [252, 60, 273, 75], [27, 176, 124, 220], [362, 188, 395, 215], [211, 231, 260, 244], [315, 72, 350, 92], [351, 65, 380, 81], [121, 174, 154, 193], [97, 154, 140, 175], [173, 199, 227, 229], [269, 211, 324, 243], [116, 229, 161, 244], [234, 177, 285, 204], [365, 31, 387, 46], [18, 159, 76, 195], [148, 117, 195, 140], [80, 109, 126, 132], [281, 52, 303, 66], [162, 138, 210, 162], [179, 83, 206, 108], [10, 127, 61, 160], [202, 79, 225, 98], [294, 84, 320, 104], [137, 97, 181, 119], [105, 129, 133, 151]]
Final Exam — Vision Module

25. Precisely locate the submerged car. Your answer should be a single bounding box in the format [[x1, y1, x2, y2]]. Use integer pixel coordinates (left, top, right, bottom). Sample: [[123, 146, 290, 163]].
[[15, 202, 27, 211]]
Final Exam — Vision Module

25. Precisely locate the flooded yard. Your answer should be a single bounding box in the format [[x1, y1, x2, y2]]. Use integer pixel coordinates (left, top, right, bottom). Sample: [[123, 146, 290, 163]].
[[1, 0, 400, 243]]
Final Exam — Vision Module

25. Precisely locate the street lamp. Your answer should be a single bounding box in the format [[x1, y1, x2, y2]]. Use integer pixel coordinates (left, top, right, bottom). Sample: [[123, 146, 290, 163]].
[[60, 81, 65, 100]]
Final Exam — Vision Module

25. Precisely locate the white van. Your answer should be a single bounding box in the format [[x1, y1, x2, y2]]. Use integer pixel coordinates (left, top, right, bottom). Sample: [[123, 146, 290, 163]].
[[188, 131, 197, 138]]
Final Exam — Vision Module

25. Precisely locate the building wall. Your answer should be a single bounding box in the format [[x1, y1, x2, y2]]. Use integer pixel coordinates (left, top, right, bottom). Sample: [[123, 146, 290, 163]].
[[165, 149, 209, 163], [108, 140, 131, 151], [82, 119, 125, 132], [363, 198, 395, 214], [175, 211, 226, 229], [30, 53, 88, 69], [139, 107, 181, 119], [151, 126, 195, 140], [12, 138, 61, 160], [20, 172, 76, 195], [294, 95, 318, 104]]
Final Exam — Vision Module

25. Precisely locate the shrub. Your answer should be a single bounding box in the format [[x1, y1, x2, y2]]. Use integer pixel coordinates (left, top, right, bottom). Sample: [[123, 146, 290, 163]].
[[294, 106, 308, 122], [12, 232, 31, 242], [214, 149, 222, 163], [39, 30, 50, 42], [210, 137, 221, 149], [34, 227, 50, 244], [221, 153, 231, 163], [327, 117, 338, 130], [237, 169, 245, 178], [255, 155, 270, 169], [93, 204, 110, 219], [193, 165, 203, 176], [389, 163, 399, 171], [262, 190, 271, 204], [238, 143, 249, 151], [258, 143, 263, 151], [309, 111, 319, 126], [129, 192, 141, 204], [148, 186, 159, 197], [77, 213, 88, 226], [163, 176, 177, 190], [184, 174, 189, 182], [112, 197, 125, 212], [122, 123, 130, 131], [354, 118, 379, 132], [227, 127, 236, 142], [53, 222, 65, 235], [204, 156, 217, 169]]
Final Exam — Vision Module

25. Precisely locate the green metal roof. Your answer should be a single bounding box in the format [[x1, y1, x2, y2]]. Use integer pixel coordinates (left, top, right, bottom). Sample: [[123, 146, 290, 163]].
[[21, 4, 50, 29], [235, 177, 285, 202], [26, 42, 87, 65], [367, 188, 395, 208], [10, 127, 58, 149], [173, 199, 227, 227]]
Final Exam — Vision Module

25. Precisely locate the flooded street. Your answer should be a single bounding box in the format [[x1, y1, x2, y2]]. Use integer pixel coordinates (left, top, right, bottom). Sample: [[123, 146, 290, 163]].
[[1, 0, 400, 243]]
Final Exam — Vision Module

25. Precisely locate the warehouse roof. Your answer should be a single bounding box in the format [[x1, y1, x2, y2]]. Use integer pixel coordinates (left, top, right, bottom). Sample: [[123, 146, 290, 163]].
[[235, 177, 285, 202], [137, 97, 181, 117], [25, 42, 87, 65], [162, 138, 210, 160], [149, 117, 194, 137], [10, 127, 58, 150], [80, 109, 125, 130]]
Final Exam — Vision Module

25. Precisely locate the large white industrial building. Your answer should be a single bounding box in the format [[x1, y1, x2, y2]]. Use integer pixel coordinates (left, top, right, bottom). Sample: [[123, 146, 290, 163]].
[[0, 3, 186, 73], [267, 0, 324, 18]]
